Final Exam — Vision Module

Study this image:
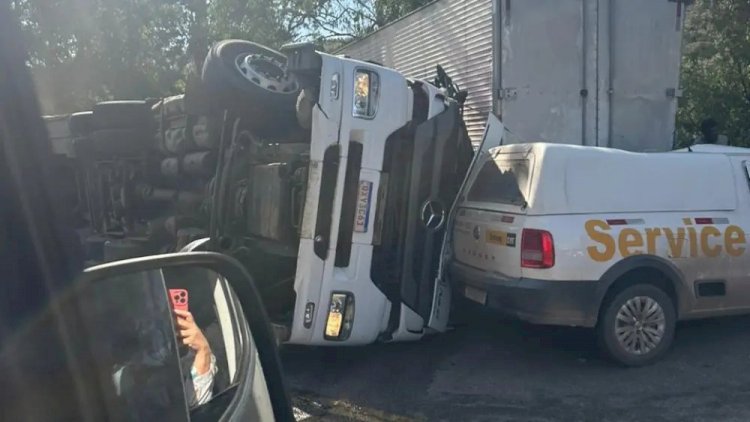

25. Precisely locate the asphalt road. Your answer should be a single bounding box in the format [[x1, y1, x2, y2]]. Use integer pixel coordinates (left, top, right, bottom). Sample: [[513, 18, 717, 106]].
[[282, 308, 750, 421]]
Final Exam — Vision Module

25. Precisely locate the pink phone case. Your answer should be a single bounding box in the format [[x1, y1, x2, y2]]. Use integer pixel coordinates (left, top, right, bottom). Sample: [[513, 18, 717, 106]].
[[169, 288, 189, 312]]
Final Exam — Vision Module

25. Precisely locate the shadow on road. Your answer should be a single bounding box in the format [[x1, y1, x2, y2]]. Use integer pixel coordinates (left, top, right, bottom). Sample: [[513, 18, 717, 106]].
[[283, 307, 750, 421]]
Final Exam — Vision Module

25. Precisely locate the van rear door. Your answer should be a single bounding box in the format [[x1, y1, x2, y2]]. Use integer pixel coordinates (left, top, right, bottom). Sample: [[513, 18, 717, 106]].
[[429, 114, 505, 330], [451, 146, 533, 282]]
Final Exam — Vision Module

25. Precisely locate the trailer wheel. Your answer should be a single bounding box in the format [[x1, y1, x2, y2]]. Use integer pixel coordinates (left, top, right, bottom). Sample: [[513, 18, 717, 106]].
[[202, 40, 299, 120], [597, 284, 676, 367]]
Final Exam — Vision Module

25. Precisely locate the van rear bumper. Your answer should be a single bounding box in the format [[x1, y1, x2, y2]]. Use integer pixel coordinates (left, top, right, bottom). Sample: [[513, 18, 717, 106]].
[[451, 261, 599, 327]]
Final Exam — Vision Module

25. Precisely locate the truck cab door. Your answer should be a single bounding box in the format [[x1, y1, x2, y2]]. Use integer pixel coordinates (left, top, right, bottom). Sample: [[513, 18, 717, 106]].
[[428, 114, 505, 331]]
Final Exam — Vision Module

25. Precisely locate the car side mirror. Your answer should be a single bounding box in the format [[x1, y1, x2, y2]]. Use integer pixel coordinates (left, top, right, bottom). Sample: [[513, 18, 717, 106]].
[[73, 252, 294, 421]]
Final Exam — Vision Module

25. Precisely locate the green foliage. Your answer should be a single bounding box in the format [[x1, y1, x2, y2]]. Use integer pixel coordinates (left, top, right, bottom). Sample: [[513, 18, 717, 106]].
[[305, 0, 433, 41], [12, 0, 432, 114], [13, 0, 313, 114], [13, 0, 193, 113], [207, 0, 311, 47], [676, 0, 750, 147]]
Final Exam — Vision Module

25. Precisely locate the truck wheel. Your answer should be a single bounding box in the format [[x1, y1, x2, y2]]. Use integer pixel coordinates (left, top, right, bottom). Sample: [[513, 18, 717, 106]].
[[597, 284, 676, 367], [202, 39, 299, 116]]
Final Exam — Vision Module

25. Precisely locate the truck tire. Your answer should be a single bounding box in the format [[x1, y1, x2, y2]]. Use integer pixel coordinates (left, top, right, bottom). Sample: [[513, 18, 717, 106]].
[[597, 284, 676, 367], [201, 40, 299, 126], [92, 101, 152, 130]]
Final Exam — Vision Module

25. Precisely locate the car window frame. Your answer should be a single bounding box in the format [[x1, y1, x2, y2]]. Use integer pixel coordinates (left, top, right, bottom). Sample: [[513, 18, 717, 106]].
[[0, 3, 106, 421]]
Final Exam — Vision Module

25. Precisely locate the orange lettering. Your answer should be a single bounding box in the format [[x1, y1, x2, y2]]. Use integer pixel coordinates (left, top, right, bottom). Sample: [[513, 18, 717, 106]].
[[700, 226, 722, 257], [645, 228, 661, 255], [725, 225, 746, 257], [618, 228, 643, 257], [663, 228, 685, 258], [585, 220, 615, 262]]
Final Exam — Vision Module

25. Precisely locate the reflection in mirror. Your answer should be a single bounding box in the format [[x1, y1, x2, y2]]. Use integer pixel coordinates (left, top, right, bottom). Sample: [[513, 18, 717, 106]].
[[77, 270, 187, 421], [76, 264, 275, 421]]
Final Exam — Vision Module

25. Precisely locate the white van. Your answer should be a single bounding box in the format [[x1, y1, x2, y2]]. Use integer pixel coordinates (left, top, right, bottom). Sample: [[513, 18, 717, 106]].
[[448, 119, 750, 365]]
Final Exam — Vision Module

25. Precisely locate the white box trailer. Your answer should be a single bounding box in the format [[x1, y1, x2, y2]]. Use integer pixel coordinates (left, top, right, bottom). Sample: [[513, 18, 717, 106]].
[[340, 0, 687, 152]]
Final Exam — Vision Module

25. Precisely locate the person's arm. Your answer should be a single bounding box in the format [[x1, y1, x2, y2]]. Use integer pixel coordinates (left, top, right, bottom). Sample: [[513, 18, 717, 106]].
[[191, 353, 217, 405], [175, 309, 218, 406]]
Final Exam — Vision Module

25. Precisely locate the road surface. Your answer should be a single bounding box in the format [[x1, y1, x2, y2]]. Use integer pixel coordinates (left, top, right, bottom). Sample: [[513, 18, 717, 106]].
[[283, 308, 750, 421]]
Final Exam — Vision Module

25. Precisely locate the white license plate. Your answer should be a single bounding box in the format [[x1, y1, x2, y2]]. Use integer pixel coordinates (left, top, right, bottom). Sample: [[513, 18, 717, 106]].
[[354, 180, 373, 233], [464, 285, 487, 305]]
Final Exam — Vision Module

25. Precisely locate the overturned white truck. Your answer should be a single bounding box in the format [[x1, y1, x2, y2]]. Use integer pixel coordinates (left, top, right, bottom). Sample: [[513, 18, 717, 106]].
[[50, 41, 474, 345], [197, 42, 474, 345]]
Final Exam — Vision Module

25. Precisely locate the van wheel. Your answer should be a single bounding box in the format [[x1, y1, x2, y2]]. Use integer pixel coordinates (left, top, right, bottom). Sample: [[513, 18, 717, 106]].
[[597, 284, 676, 367]]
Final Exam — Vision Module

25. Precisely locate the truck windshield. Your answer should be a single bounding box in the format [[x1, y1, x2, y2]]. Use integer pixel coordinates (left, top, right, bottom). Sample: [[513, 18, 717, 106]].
[[466, 156, 529, 206]]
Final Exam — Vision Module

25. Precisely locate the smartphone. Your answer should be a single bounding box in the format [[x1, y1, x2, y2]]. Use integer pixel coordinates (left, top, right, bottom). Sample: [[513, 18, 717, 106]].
[[169, 288, 189, 312]]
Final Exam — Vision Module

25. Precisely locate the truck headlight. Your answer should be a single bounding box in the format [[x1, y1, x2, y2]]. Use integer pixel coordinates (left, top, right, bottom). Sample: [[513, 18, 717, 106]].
[[324, 292, 355, 340], [352, 69, 379, 118]]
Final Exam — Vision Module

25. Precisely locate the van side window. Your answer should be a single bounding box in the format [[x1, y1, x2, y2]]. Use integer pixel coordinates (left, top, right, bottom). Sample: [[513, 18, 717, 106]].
[[466, 158, 529, 205], [744, 161, 750, 188]]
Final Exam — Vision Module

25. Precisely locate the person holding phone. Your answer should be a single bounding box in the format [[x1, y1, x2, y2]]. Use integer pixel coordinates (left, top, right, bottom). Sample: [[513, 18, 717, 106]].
[[174, 305, 218, 407]]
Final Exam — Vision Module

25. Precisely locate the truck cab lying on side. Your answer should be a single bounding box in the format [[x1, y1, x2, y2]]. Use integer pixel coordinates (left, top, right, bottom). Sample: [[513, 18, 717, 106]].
[[204, 43, 474, 345], [53, 40, 474, 346]]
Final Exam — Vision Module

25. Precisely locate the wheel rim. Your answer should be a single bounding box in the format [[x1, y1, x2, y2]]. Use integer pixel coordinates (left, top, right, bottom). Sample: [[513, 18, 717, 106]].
[[614, 296, 666, 355], [234, 53, 298, 93]]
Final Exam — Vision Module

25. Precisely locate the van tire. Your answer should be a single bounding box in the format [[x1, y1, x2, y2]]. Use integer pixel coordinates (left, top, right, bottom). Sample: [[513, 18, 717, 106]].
[[597, 284, 676, 367]]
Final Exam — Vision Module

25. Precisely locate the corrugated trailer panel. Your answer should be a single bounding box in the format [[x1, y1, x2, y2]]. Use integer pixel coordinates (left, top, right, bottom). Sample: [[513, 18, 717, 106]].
[[340, 0, 494, 144], [342, 0, 684, 152]]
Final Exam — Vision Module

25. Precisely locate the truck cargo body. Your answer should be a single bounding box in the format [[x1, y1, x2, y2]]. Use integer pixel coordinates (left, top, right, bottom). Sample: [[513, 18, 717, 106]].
[[340, 0, 686, 152]]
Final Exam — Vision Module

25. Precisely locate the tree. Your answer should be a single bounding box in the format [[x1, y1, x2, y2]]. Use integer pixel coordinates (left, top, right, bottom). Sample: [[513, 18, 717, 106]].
[[12, 0, 313, 114], [308, 0, 433, 40], [676, 0, 750, 147], [12, 0, 431, 114], [207, 0, 311, 47], [13, 0, 192, 113]]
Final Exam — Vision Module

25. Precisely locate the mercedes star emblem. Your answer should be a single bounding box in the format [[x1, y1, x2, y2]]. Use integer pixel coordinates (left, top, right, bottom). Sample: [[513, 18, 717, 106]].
[[421, 200, 446, 231]]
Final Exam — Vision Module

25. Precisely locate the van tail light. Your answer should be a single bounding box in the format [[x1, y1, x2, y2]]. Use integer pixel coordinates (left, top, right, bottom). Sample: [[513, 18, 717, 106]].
[[521, 229, 555, 268]]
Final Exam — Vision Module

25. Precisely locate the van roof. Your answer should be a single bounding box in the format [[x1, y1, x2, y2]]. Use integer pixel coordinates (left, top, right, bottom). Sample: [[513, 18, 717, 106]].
[[675, 144, 750, 155], [496, 142, 750, 156], [489, 143, 741, 215]]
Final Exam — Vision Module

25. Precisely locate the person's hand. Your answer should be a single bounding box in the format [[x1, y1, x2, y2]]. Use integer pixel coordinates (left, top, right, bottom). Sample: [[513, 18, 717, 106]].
[[174, 309, 212, 375]]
